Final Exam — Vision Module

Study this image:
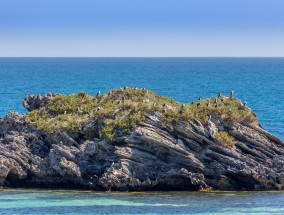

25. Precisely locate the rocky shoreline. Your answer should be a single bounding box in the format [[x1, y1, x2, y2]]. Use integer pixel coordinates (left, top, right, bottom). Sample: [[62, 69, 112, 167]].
[[0, 88, 283, 191]]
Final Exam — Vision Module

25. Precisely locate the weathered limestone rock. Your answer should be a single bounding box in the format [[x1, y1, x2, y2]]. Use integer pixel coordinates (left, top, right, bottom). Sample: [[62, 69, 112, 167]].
[[0, 165, 9, 185], [22, 93, 59, 111], [0, 93, 283, 191]]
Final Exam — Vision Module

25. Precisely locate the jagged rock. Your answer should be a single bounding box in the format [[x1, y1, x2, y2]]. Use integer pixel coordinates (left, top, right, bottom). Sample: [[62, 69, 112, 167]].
[[207, 117, 218, 137], [0, 92, 283, 191], [22, 93, 59, 111], [0, 165, 9, 185]]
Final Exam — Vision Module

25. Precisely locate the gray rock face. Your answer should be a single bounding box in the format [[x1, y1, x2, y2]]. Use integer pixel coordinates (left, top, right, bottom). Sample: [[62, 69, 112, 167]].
[[0, 97, 284, 191], [22, 93, 59, 111]]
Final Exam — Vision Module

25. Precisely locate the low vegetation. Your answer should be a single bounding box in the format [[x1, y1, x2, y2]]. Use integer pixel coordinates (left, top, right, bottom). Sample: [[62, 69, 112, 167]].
[[26, 87, 257, 140], [214, 131, 236, 148]]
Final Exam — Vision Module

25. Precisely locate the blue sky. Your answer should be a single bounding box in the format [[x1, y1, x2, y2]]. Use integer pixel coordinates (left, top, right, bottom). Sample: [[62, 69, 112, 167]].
[[0, 0, 284, 56]]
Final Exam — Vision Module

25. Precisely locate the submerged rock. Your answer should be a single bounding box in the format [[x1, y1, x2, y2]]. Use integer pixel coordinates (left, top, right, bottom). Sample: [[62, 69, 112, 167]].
[[0, 88, 283, 191]]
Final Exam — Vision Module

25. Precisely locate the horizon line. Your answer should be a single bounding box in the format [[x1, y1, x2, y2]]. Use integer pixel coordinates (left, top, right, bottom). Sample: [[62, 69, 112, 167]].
[[1, 56, 284, 58]]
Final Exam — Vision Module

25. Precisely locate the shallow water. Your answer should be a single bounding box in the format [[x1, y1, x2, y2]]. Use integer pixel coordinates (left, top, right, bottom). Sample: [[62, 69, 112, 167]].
[[0, 189, 284, 215], [0, 57, 283, 139]]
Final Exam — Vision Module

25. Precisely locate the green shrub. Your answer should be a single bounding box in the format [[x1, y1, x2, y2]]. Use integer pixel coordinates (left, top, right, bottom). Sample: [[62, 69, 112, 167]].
[[25, 88, 257, 142], [214, 131, 236, 148]]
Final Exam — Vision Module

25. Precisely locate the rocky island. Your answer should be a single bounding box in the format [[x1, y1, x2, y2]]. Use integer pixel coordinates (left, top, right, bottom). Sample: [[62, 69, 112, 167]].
[[0, 88, 283, 191]]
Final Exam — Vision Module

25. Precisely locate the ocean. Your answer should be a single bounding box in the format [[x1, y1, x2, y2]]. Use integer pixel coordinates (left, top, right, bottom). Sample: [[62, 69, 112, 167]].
[[0, 189, 284, 215], [0, 57, 284, 214], [0, 57, 283, 140]]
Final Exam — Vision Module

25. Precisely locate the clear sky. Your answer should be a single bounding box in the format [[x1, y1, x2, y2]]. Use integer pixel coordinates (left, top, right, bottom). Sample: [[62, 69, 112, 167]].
[[0, 0, 284, 57]]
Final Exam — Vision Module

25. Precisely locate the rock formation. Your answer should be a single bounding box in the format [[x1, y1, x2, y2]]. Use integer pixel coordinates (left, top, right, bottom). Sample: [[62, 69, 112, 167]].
[[0, 88, 283, 191], [22, 93, 59, 111]]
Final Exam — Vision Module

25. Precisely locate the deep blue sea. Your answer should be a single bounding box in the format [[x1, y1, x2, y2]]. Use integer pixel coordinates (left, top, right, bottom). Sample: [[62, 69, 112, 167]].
[[0, 57, 283, 140]]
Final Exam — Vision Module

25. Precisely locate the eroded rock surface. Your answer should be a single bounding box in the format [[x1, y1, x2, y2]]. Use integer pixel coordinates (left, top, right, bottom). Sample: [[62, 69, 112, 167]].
[[0, 93, 283, 191], [22, 93, 59, 112]]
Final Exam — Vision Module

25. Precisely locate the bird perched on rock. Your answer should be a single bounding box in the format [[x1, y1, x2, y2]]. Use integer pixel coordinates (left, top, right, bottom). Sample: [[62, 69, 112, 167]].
[[77, 107, 83, 115], [229, 91, 234, 99], [208, 115, 212, 121], [142, 88, 148, 93], [94, 107, 100, 112], [96, 91, 100, 97], [108, 91, 112, 96], [142, 88, 147, 92], [198, 97, 202, 100], [218, 92, 222, 97]]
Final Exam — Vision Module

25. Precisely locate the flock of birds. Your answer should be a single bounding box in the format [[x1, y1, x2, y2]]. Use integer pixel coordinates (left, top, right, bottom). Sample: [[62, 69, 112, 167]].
[[75, 88, 248, 115]]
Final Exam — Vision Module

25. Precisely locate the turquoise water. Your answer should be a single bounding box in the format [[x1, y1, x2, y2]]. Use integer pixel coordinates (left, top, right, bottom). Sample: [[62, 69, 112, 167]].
[[0, 190, 284, 215], [0, 58, 283, 140]]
